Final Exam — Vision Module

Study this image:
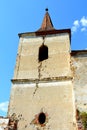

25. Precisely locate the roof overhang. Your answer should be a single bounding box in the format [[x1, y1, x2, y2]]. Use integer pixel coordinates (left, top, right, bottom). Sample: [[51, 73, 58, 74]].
[[71, 50, 87, 56], [18, 29, 71, 41]]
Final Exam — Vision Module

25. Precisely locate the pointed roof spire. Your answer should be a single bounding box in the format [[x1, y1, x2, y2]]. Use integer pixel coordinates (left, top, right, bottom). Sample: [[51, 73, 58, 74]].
[[38, 8, 55, 31]]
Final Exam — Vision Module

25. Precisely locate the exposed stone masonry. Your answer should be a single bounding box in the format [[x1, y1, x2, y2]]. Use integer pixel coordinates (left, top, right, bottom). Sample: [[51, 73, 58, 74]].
[[0, 113, 18, 130]]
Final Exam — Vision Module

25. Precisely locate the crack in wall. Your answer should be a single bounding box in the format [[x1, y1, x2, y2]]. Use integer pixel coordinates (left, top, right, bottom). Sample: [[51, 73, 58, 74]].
[[38, 62, 42, 80], [33, 62, 42, 96], [33, 36, 45, 96], [33, 82, 39, 96]]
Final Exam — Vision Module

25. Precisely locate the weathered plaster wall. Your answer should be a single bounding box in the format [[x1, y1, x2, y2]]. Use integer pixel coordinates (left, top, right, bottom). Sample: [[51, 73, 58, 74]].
[[8, 81, 76, 130], [72, 53, 87, 111], [8, 32, 77, 130], [13, 33, 71, 80]]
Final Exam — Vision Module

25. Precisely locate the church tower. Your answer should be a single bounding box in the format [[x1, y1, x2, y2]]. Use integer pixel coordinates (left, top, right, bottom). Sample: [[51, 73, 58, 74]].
[[8, 9, 77, 130]]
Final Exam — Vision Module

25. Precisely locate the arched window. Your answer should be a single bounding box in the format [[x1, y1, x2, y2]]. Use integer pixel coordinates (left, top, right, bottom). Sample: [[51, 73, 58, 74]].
[[38, 45, 48, 62]]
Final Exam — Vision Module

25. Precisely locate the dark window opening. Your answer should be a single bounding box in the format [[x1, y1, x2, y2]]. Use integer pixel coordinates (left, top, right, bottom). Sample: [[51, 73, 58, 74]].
[[39, 45, 48, 62], [38, 112, 46, 124]]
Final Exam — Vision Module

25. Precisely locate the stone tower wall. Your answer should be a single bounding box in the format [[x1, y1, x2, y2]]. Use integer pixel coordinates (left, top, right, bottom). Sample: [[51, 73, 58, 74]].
[[72, 53, 87, 112], [13, 33, 72, 80], [9, 81, 76, 130], [8, 32, 77, 130]]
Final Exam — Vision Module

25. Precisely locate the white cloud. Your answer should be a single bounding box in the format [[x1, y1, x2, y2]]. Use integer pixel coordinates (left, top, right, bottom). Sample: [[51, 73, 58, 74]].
[[0, 101, 9, 112], [73, 20, 79, 27], [71, 20, 79, 33], [72, 16, 87, 34], [80, 16, 87, 27], [81, 27, 86, 32], [71, 26, 77, 33]]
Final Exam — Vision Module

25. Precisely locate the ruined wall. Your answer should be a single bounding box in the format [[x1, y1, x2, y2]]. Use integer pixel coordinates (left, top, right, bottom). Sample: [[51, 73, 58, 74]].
[[71, 52, 87, 112], [0, 117, 9, 130], [0, 114, 18, 130]]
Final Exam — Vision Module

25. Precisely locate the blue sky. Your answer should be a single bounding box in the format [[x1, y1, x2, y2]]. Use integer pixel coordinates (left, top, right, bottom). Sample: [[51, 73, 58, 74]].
[[0, 0, 87, 116]]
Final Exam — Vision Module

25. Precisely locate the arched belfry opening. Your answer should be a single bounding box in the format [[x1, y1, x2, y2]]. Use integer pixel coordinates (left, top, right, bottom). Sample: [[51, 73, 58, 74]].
[[38, 44, 48, 62]]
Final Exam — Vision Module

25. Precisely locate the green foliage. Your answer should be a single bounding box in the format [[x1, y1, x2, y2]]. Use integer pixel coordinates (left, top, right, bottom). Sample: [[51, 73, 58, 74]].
[[80, 112, 87, 130]]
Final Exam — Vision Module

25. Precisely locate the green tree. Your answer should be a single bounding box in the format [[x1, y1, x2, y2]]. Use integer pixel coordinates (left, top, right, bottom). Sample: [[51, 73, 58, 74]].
[[80, 112, 87, 130]]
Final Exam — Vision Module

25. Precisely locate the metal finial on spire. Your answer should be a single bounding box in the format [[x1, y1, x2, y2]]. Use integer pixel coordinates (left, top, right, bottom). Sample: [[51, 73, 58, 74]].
[[45, 8, 48, 12]]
